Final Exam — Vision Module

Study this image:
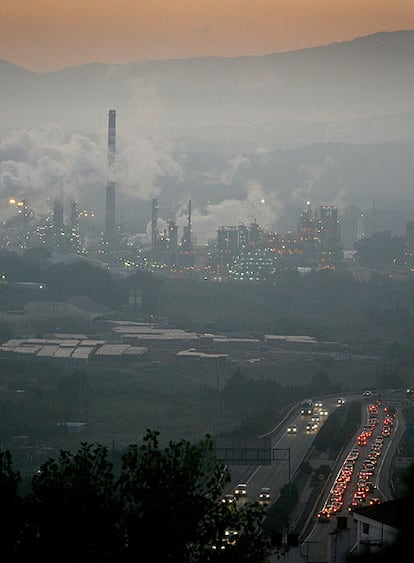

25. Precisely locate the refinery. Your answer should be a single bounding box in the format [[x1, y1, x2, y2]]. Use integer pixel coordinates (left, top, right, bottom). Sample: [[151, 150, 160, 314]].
[[1, 110, 412, 282]]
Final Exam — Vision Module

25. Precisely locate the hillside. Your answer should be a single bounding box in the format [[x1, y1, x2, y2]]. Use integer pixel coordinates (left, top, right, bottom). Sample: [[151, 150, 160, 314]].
[[1, 31, 414, 149]]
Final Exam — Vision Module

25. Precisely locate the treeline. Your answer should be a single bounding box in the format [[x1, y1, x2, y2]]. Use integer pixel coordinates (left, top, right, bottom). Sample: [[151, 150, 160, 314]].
[[0, 249, 162, 314], [4, 249, 414, 339], [220, 369, 342, 437], [0, 430, 270, 562], [313, 401, 361, 458], [160, 267, 414, 340]]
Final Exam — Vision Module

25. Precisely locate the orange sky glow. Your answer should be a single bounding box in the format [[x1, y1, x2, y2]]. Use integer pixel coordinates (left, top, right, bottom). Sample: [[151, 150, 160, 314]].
[[1, 0, 413, 71]]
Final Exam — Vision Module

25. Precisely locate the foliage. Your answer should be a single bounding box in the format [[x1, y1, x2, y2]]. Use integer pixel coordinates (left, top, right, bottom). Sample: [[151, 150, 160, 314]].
[[0, 431, 271, 562], [0, 450, 22, 558], [25, 443, 121, 561], [221, 369, 302, 420], [262, 482, 298, 537], [354, 231, 405, 267], [0, 250, 163, 311], [313, 401, 361, 457], [55, 369, 93, 418], [306, 370, 340, 397]]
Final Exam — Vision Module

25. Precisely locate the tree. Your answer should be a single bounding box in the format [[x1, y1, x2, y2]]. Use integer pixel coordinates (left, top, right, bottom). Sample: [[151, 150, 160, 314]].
[[0, 450, 22, 558], [0, 432, 271, 562], [116, 430, 270, 562], [24, 443, 121, 562], [55, 369, 93, 418], [354, 231, 405, 267], [308, 370, 336, 396]]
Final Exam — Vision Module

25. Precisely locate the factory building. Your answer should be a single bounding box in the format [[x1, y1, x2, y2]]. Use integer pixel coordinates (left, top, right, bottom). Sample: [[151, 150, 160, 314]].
[[176, 349, 229, 367], [264, 335, 318, 351], [210, 337, 260, 354], [0, 337, 147, 363], [318, 205, 341, 249]]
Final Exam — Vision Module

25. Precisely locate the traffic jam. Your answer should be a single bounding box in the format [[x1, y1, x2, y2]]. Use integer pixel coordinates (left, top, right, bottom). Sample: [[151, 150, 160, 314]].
[[316, 398, 396, 522]]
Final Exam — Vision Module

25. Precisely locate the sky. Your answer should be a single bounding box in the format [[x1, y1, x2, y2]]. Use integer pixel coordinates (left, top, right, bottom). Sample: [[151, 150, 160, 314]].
[[1, 0, 413, 72]]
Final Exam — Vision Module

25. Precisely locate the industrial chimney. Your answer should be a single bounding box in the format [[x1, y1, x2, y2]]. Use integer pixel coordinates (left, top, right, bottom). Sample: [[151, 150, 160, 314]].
[[107, 109, 116, 166], [105, 110, 116, 244]]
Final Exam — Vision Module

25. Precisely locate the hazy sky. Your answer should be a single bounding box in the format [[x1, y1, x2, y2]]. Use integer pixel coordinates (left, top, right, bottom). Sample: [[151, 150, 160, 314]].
[[1, 0, 413, 71]]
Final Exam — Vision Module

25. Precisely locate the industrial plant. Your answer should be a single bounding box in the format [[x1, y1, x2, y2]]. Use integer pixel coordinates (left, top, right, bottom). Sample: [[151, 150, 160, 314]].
[[1, 110, 414, 282]]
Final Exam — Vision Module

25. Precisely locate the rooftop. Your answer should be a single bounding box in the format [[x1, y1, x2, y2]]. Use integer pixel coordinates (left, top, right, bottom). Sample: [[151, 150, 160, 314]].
[[353, 498, 405, 530]]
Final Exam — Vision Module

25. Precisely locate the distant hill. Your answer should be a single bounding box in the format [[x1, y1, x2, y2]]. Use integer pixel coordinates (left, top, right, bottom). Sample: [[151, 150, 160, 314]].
[[1, 30, 414, 149]]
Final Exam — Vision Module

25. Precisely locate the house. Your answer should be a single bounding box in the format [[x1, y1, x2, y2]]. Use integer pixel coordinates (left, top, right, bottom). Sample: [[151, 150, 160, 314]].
[[351, 499, 403, 557]]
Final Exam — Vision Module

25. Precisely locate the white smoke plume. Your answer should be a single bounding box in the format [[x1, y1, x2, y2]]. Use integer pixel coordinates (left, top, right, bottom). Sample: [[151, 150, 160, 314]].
[[0, 124, 106, 219], [293, 154, 335, 205], [0, 109, 184, 225], [219, 153, 250, 185], [114, 76, 184, 201], [175, 180, 284, 244]]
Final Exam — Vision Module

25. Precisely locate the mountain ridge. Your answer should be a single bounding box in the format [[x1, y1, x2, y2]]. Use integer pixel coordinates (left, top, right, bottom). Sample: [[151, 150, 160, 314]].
[[1, 29, 413, 74], [1, 30, 414, 149]]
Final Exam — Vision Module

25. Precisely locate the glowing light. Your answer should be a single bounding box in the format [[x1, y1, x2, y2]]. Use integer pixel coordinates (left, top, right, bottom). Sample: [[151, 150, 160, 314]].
[[9, 198, 16, 205]]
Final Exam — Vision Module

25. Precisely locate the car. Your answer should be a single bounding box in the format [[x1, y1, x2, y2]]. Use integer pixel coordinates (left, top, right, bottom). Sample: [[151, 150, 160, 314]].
[[363, 390, 372, 397], [337, 397, 346, 406], [212, 528, 239, 551], [234, 483, 247, 497], [287, 424, 297, 434], [369, 497, 381, 505], [221, 494, 236, 505], [300, 399, 314, 415], [320, 409, 329, 416], [357, 481, 369, 493], [362, 461, 375, 471], [258, 487, 271, 505], [314, 400, 323, 408], [311, 415, 320, 424], [317, 510, 331, 523], [306, 421, 317, 432], [223, 528, 239, 546]]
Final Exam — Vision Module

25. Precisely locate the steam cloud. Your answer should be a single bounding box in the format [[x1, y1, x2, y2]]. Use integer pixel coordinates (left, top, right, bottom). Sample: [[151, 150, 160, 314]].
[[0, 124, 106, 218], [0, 118, 346, 245], [175, 179, 284, 244], [0, 119, 183, 224]]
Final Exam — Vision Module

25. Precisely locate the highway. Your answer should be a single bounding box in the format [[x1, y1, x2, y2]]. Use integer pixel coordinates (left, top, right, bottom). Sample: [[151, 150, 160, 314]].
[[301, 393, 405, 562], [223, 391, 406, 561], [225, 395, 358, 504]]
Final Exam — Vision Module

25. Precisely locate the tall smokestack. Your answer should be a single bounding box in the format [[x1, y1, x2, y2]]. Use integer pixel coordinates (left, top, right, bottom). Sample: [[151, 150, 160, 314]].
[[187, 199, 192, 250], [105, 110, 117, 244], [107, 109, 116, 167]]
